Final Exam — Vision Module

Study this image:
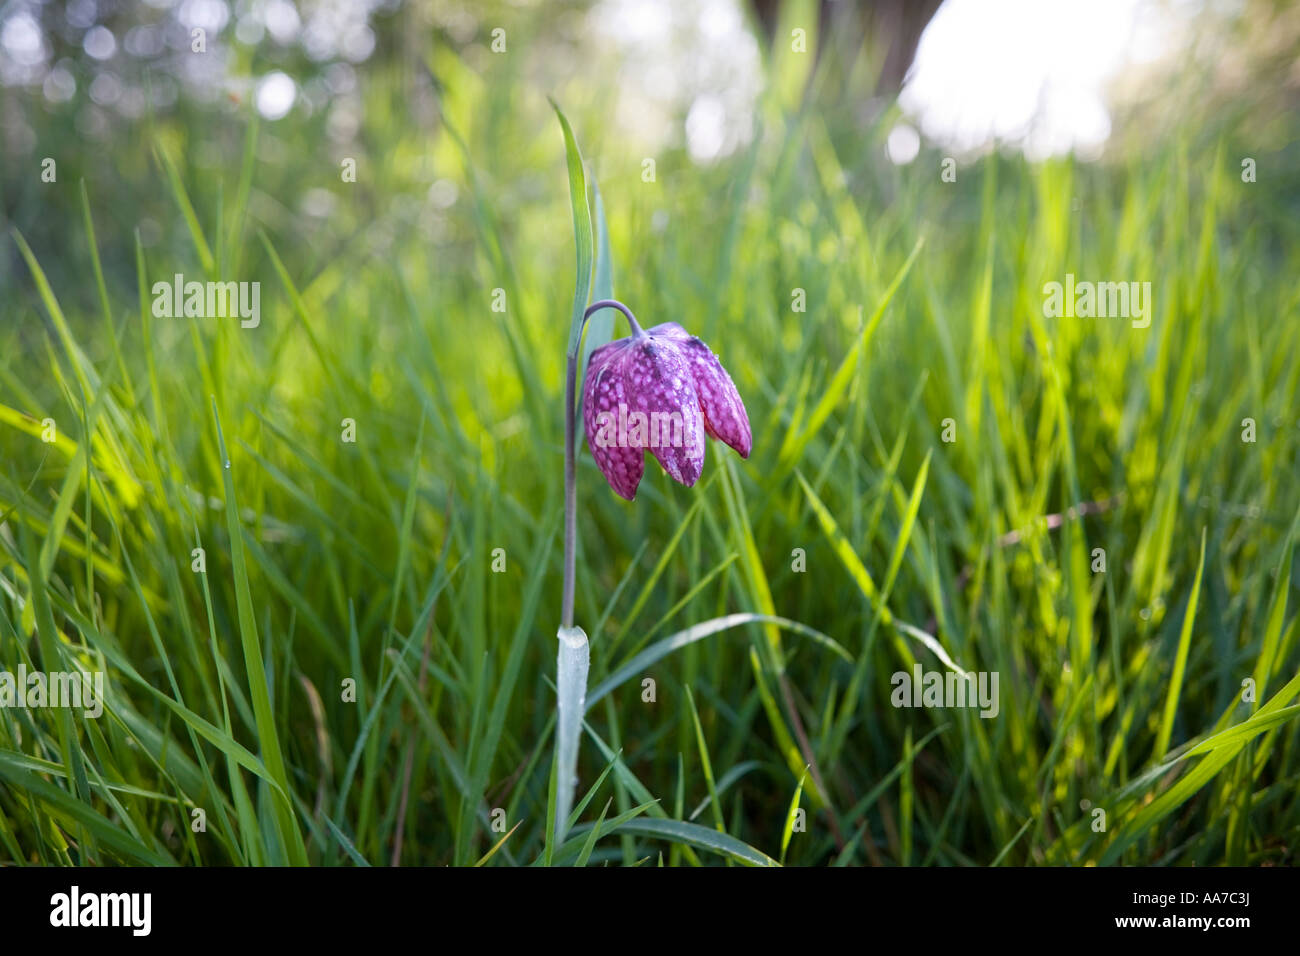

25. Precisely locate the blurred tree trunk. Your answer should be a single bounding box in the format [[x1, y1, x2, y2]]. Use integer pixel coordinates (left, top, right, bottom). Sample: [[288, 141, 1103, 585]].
[[749, 0, 944, 96]]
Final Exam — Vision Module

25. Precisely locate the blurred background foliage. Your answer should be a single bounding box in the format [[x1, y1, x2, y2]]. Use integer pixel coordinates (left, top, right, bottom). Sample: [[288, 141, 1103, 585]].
[[3, 0, 1299, 297]]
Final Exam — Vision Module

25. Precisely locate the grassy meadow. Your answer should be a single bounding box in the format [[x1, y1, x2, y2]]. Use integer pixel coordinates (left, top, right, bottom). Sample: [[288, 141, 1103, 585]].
[[1, 9, 1299, 867]]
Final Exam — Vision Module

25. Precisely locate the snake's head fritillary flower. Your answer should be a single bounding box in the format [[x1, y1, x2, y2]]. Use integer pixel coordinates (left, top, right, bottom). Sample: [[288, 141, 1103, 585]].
[[583, 321, 751, 500]]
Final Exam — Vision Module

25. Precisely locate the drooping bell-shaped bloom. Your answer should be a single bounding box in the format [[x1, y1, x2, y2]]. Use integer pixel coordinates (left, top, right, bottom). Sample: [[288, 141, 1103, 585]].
[[583, 321, 751, 500]]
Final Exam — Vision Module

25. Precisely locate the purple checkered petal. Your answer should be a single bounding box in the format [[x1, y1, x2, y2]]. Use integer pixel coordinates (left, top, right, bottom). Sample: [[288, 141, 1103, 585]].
[[646, 322, 691, 341], [649, 323, 751, 458], [582, 343, 645, 500], [622, 336, 706, 487]]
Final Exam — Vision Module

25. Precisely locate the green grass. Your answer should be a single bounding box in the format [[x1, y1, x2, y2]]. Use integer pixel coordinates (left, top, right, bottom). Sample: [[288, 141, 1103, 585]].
[[1, 35, 1298, 867]]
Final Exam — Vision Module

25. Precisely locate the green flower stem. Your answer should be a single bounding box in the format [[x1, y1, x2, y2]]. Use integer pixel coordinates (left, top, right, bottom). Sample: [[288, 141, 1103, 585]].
[[556, 298, 639, 846]]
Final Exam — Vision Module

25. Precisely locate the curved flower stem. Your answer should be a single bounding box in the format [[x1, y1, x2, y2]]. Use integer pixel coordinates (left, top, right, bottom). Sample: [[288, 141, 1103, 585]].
[[584, 298, 645, 336], [556, 296, 639, 848], [561, 298, 643, 629]]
